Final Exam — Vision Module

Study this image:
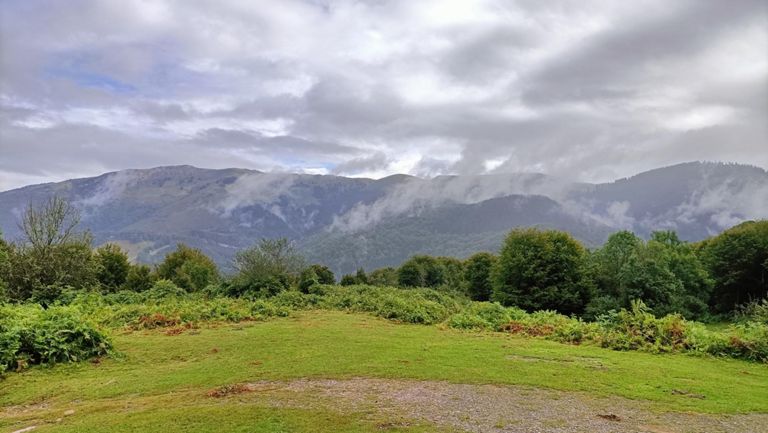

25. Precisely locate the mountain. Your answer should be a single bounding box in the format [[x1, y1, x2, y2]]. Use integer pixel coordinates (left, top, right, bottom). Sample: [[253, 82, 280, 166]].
[[1, 162, 766, 275]]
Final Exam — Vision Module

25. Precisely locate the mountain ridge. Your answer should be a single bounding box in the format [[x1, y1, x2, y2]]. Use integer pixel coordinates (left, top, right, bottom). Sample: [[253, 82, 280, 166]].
[[1, 161, 766, 275]]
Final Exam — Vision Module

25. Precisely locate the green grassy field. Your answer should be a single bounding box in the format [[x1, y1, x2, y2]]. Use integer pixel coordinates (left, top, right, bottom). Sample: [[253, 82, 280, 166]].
[[1, 310, 767, 432]]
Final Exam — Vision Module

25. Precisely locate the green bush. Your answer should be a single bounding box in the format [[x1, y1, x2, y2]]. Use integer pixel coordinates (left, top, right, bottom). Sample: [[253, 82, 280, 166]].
[[316, 284, 462, 325], [146, 279, 187, 301], [0, 304, 111, 372], [736, 298, 768, 325], [597, 301, 690, 352], [447, 302, 512, 330]]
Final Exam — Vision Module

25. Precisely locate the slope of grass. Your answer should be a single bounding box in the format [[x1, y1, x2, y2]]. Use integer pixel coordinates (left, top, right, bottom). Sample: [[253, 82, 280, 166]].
[[1, 311, 767, 432]]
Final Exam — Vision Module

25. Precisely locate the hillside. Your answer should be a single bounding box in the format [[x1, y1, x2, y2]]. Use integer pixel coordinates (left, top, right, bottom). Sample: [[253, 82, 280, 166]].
[[1, 162, 766, 274]]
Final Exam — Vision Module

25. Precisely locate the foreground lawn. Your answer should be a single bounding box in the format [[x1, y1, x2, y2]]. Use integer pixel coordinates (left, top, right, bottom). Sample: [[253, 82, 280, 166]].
[[1, 310, 766, 432]]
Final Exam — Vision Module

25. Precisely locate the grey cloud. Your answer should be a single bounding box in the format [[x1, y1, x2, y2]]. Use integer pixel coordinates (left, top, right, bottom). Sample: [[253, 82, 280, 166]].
[[522, 0, 766, 105], [332, 153, 390, 176], [0, 0, 765, 192]]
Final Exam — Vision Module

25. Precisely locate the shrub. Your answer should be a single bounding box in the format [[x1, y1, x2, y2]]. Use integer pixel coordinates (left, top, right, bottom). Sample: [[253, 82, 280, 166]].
[[146, 279, 187, 301], [317, 284, 462, 325], [447, 302, 512, 331], [0, 304, 111, 372], [597, 300, 690, 353], [736, 298, 768, 325]]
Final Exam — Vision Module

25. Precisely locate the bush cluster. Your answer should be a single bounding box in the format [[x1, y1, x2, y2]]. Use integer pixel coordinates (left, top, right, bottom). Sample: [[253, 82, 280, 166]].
[[446, 299, 768, 362], [0, 304, 111, 373]]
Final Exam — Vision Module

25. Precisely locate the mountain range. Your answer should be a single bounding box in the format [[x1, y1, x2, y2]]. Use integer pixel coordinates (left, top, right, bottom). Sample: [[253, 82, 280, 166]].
[[1, 162, 766, 275]]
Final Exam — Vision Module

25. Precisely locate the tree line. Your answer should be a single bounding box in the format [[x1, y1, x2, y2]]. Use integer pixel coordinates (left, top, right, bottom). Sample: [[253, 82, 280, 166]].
[[1, 196, 766, 320]]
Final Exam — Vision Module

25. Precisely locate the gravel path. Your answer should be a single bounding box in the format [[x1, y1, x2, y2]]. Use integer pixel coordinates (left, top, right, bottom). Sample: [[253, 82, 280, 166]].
[[241, 378, 767, 433]]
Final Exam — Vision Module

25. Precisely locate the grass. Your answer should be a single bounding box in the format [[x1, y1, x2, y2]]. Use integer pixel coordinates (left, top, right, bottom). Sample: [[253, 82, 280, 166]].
[[1, 310, 767, 432]]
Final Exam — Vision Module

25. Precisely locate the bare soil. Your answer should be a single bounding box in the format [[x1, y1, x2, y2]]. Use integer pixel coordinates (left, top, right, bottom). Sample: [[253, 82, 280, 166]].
[[236, 378, 768, 433]]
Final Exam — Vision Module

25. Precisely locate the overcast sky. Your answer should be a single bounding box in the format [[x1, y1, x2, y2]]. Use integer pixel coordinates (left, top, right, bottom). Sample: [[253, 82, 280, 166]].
[[1, 0, 766, 191]]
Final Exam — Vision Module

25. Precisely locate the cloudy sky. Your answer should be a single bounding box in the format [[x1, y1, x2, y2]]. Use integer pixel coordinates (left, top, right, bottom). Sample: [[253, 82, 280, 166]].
[[1, 0, 766, 191]]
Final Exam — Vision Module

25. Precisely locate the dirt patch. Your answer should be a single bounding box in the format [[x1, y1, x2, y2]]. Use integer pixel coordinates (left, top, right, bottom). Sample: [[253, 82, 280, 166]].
[[238, 378, 767, 433], [206, 383, 257, 398]]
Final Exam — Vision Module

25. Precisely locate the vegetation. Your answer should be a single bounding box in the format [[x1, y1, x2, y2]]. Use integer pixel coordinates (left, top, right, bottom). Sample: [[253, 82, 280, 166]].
[[94, 243, 131, 292], [463, 252, 496, 301], [228, 238, 305, 298], [2, 197, 98, 304], [0, 198, 766, 376], [491, 229, 591, 315], [0, 304, 111, 373], [586, 231, 713, 320], [699, 220, 768, 312], [155, 244, 219, 291], [1, 312, 766, 428]]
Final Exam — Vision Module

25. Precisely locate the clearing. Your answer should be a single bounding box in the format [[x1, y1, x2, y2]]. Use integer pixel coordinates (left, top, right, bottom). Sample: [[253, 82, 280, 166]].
[[1, 311, 766, 432]]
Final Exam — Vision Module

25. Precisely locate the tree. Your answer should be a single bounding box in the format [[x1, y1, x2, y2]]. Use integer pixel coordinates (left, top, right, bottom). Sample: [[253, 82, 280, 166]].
[[4, 197, 98, 303], [0, 231, 9, 301], [95, 243, 131, 292], [700, 220, 768, 312], [230, 238, 305, 297], [587, 230, 713, 319], [156, 244, 219, 292], [491, 228, 592, 315], [355, 267, 369, 285], [436, 256, 465, 290], [124, 264, 154, 292], [368, 267, 398, 287], [585, 231, 642, 317], [19, 196, 82, 253], [397, 255, 447, 288], [308, 264, 335, 284], [298, 267, 320, 293], [339, 274, 357, 285], [397, 260, 423, 287], [464, 252, 496, 301]]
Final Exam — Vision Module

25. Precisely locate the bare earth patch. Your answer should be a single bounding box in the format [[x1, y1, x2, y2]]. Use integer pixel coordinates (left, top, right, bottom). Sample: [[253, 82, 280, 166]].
[[239, 378, 767, 433]]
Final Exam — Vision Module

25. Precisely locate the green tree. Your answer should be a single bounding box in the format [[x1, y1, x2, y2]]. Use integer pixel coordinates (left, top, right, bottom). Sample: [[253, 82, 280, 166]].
[[700, 220, 768, 312], [397, 260, 423, 287], [0, 231, 9, 301], [156, 244, 219, 292], [355, 267, 369, 285], [436, 256, 465, 290], [4, 197, 98, 303], [230, 238, 305, 297], [298, 267, 320, 293], [491, 228, 592, 315], [585, 231, 642, 317], [397, 255, 446, 288], [95, 243, 131, 292], [308, 264, 335, 284], [464, 252, 496, 301], [124, 264, 154, 292], [368, 267, 398, 287], [587, 230, 712, 319], [339, 274, 358, 286]]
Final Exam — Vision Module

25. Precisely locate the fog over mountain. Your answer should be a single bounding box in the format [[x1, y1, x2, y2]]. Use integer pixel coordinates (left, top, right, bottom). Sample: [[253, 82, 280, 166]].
[[1, 161, 765, 275]]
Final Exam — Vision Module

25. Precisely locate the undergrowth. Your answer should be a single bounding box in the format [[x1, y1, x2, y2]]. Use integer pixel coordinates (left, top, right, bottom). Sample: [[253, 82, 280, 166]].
[[2, 284, 766, 373]]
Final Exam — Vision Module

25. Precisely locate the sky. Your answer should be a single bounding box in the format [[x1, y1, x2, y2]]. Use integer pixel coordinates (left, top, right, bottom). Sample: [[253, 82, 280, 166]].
[[1, 0, 766, 191]]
